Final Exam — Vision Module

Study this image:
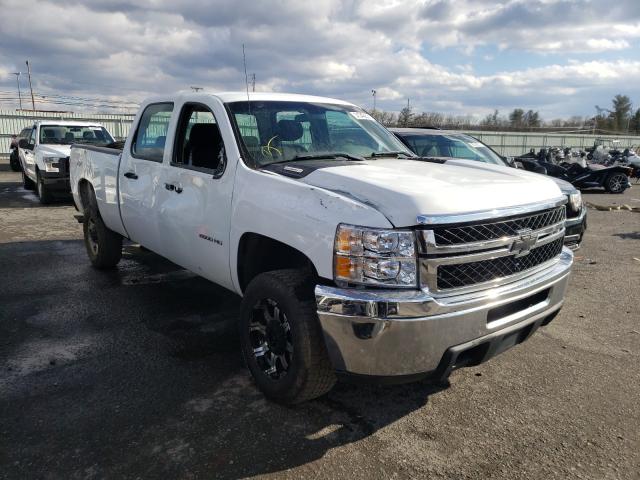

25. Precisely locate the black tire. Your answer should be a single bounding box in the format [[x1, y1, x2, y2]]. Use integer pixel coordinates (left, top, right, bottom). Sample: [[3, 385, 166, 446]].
[[9, 151, 21, 172], [82, 187, 122, 268], [36, 171, 54, 204], [22, 170, 35, 190], [605, 172, 627, 194], [239, 269, 335, 404]]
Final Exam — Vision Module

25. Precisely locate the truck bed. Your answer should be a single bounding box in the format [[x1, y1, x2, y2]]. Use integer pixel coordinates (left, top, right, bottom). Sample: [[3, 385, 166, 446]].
[[70, 143, 128, 238]]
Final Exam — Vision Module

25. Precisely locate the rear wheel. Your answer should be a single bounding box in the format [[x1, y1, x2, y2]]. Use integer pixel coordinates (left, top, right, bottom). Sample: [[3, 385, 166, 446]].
[[36, 171, 54, 204], [82, 188, 122, 268], [239, 269, 335, 404], [9, 151, 21, 172], [605, 173, 627, 193]]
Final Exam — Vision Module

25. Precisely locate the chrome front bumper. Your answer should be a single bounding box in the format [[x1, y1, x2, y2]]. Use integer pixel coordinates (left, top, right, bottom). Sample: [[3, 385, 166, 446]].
[[316, 248, 573, 379]]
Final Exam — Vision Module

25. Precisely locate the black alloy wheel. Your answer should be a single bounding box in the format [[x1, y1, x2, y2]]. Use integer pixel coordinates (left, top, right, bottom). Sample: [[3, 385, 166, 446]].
[[607, 173, 627, 193], [249, 298, 294, 380]]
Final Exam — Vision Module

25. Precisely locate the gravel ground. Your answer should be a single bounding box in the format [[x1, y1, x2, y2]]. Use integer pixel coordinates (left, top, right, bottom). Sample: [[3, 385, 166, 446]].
[[0, 160, 639, 480]]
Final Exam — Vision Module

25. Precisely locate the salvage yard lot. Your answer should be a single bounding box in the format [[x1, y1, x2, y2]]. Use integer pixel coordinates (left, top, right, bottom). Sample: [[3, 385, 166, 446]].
[[0, 159, 638, 480]]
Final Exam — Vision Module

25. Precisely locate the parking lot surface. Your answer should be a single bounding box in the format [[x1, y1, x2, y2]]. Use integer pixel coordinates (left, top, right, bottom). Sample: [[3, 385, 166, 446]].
[[1, 159, 639, 479]]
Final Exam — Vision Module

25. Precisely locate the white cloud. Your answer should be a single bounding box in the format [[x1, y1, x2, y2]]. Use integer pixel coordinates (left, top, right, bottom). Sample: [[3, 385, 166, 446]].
[[0, 0, 638, 119]]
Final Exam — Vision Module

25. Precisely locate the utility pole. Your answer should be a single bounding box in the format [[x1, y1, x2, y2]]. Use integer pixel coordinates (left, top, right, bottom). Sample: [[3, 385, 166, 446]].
[[251, 73, 256, 92], [12, 72, 22, 110], [25, 60, 35, 110], [371, 89, 376, 111]]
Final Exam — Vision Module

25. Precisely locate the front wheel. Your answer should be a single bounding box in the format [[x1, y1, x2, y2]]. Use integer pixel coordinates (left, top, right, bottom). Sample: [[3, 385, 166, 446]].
[[36, 171, 54, 204], [605, 173, 628, 193], [239, 269, 335, 404], [22, 170, 35, 190]]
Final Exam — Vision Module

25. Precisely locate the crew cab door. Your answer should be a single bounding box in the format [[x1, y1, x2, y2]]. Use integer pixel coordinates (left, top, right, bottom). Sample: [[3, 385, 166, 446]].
[[118, 102, 174, 253], [156, 100, 235, 291]]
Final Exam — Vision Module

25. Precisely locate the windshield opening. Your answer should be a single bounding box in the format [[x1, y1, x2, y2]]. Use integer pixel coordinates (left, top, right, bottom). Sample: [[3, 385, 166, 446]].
[[226, 101, 411, 166], [399, 133, 505, 165], [39, 125, 114, 146]]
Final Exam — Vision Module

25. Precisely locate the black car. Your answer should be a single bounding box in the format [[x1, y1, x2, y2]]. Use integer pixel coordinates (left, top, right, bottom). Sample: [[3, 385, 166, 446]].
[[390, 127, 587, 250]]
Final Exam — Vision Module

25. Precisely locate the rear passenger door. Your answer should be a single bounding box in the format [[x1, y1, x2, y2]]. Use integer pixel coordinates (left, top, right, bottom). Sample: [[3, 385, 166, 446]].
[[157, 101, 235, 290], [119, 102, 174, 253]]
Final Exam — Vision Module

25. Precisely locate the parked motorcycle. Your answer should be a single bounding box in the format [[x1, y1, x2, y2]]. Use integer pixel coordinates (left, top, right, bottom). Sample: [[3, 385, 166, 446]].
[[515, 151, 632, 193]]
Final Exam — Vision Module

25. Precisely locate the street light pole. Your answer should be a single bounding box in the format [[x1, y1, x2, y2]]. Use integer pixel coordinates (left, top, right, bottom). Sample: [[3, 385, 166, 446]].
[[12, 72, 22, 110], [371, 89, 377, 111], [25, 60, 35, 110]]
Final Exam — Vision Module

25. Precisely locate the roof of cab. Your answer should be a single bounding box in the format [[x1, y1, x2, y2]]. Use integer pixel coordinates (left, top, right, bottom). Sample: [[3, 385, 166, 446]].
[[142, 91, 356, 107], [34, 120, 106, 127]]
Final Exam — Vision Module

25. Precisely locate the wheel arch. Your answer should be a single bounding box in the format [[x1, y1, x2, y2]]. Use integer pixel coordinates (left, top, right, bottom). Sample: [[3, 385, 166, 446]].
[[77, 178, 93, 211], [236, 232, 319, 294]]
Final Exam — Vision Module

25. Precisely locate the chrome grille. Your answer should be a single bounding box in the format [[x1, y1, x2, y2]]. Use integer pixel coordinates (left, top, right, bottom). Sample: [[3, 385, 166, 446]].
[[418, 200, 568, 295], [432, 206, 565, 245], [436, 238, 564, 290]]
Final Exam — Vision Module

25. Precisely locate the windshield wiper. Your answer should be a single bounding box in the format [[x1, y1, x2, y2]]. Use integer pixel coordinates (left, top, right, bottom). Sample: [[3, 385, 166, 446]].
[[293, 153, 364, 162], [369, 151, 413, 158], [411, 156, 448, 164], [266, 153, 365, 166]]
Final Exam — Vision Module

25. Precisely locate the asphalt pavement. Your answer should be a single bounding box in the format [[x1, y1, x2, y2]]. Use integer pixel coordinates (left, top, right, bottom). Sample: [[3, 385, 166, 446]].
[[1, 159, 639, 479]]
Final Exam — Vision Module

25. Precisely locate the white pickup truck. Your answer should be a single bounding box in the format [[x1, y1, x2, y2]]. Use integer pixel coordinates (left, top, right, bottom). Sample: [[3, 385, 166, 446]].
[[18, 120, 115, 203], [70, 92, 573, 403]]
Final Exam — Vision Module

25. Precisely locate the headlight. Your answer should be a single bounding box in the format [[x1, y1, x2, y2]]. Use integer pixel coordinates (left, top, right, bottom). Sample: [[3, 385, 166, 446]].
[[568, 192, 582, 212], [43, 156, 61, 173], [334, 224, 417, 287]]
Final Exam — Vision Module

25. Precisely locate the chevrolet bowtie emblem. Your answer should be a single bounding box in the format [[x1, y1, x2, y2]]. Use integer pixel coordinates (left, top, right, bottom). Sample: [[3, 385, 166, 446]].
[[511, 228, 537, 257]]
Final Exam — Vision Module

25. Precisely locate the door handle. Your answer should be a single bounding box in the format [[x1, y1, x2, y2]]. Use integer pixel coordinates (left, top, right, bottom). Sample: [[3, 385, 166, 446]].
[[165, 183, 183, 194], [124, 171, 138, 179]]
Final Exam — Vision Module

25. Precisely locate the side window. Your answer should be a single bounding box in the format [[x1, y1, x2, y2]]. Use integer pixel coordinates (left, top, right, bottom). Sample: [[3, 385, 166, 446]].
[[173, 103, 226, 175], [28, 128, 37, 147], [132, 103, 173, 161]]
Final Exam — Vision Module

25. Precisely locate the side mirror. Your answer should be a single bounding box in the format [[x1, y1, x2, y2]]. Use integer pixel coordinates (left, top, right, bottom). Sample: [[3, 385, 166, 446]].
[[212, 151, 227, 179], [18, 138, 30, 149]]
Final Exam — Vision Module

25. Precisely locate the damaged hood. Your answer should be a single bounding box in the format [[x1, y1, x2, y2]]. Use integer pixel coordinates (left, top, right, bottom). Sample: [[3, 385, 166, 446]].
[[300, 158, 563, 227], [38, 144, 72, 157]]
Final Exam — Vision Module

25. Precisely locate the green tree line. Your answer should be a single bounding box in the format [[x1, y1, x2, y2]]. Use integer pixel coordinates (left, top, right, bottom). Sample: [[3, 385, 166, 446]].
[[367, 94, 640, 134]]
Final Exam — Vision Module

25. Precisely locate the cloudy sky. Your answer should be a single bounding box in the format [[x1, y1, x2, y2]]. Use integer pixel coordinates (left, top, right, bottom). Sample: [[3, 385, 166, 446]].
[[1, 0, 640, 119]]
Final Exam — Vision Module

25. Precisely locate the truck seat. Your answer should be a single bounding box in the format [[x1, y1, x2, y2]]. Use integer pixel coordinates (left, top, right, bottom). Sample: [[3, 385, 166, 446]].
[[188, 124, 223, 170]]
